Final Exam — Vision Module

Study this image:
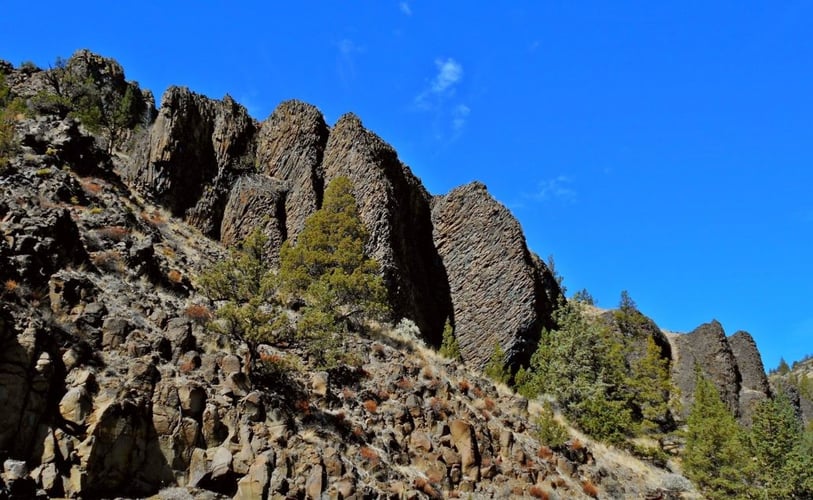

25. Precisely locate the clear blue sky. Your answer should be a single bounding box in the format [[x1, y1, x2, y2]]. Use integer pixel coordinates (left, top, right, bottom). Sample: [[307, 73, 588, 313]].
[[3, 1, 811, 370]]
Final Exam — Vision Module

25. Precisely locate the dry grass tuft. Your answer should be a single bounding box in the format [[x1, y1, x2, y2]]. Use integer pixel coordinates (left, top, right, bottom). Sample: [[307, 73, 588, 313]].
[[167, 269, 183, 284], [184, 304, 213, 324], [3, 279, 18, 294], [92, 250, 126, 273], [582, 480, 599, 498], [359, 446, 380, 465], [95, 225, 129, 241], [529, 485, 549, 499]]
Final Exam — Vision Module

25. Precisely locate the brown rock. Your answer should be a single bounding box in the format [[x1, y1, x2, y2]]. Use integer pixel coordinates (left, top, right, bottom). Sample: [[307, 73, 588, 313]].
[[235, 452, 273, 500], [450, 420, 480, 482], [729, 330, 771, 425], [668, 321, 741, 419], [255, 99, 329, 243], [305, 464, 324, 499], [322, 113, 452, 341], [431, 182, 561, 368], [220, 174, 288, 263]]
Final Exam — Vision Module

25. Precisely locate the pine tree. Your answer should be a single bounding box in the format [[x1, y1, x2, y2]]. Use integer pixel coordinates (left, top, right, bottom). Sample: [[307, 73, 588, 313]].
[[438, 319, 461, 360], [198, 228, 289, 369], [484, 343, 510, 384], [629, 335, 673, 431], [279, 176, 388, 368], [683, 369, 749, 499]]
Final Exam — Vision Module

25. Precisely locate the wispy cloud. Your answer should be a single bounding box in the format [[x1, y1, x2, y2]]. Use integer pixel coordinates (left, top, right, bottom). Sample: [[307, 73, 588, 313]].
[[399, 1, 412, 16], [452, 104, 470, 132], [535, 175, 577, 203], [415, 57, 464, 108], [335, 38, 364, 87]]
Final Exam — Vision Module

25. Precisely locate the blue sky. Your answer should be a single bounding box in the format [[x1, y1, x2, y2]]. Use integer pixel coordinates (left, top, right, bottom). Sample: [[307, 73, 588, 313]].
[[2, 1, 811, 369]]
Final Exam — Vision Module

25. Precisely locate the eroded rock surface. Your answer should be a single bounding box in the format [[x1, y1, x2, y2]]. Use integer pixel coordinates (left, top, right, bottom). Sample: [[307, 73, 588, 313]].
[[431, 182, 561, 368], [729, 330, 771, 425]]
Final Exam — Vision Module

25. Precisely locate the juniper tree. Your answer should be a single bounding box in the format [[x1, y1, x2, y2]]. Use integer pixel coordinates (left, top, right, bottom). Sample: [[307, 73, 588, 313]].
[[279, 176, 388, 368]]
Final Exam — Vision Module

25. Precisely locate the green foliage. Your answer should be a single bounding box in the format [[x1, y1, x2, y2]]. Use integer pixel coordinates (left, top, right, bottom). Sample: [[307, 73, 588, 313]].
[[483, 342, 510, 384], [535, 401, 569, 448], [438, 319, 461, 360], [629, 336, 673, 431], [683, 370, 750, 499], [279, 176, 388, 368], [571, 288, 595, 305], [0, 73, 26, 167], [774, 357, 791, 375], [748, 393, 813, 498], [519, 300, 635, 442], [198, 228, 289, 350], [546, 254, 566, 294]]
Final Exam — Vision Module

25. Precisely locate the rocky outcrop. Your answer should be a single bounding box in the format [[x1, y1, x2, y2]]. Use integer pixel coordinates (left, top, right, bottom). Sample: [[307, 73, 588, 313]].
[[431, 182, 561, 368], [220, 175, 288, 263], [322, 113, 451, 341], [668, 321, 741, 418], [729, 331, 771, 425], [255, 100, 329, 244], [128, 87, 255, 237]]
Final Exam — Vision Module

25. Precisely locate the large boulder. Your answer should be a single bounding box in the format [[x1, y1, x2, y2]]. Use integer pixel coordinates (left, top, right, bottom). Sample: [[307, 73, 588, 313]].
[[431, 182, 561, 368], [127, 87, 255, 237], [728, 331, 771, 425], [667, 321, 741, 419], [321, 113, 451, 341], [255, 100, 329, 244]]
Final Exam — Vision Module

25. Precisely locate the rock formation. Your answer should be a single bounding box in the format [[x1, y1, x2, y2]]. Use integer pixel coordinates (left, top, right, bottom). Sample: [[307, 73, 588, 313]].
[[667, 320, 771, 425], [431, 182, 561, 368], [728, 330, 772, 425]]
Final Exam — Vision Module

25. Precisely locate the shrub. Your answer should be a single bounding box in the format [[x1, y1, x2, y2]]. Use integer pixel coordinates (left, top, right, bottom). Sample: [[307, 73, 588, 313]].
[[535, 401, 569, 449], [184, 304, 214, 325], [363, 399, 378, 413], [483, 342, 510, 384], [582, 480, 599, 498], [439, 318, 461, 360]]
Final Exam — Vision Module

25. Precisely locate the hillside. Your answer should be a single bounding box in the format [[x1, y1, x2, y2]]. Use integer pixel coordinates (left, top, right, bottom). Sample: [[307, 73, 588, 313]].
[[0, 49, 807, 499]]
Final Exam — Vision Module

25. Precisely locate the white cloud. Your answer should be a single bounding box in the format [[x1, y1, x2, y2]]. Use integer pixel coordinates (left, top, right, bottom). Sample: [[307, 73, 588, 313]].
[[336, 38, 364, 86], [399, 2, 412, 16], [431, 58, 463, 93], [452, 104, 470, 132], [535, 175, 576, 203]]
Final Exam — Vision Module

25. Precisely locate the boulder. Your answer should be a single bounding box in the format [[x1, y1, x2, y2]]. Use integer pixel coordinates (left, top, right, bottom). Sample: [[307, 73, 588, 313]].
[[431, 182, 561, 368], [450, 420, 480, 482]]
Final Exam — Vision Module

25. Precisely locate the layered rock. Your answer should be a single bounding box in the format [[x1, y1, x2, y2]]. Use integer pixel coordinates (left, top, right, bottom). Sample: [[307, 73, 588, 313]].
[[127, 87, 255, 237], [431, 182, 561, 369], [322, 113, 451, 341], [255, 99, 329, 244], [729, 331, 772, 425], [220, 175, 288, 263], [668, 321, 742, 419]]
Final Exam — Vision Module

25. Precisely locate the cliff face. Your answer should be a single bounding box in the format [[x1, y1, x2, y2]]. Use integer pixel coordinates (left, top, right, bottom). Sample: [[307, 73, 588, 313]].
[[667, 321, 771, 425], [127, 93, 561, 356], [431, 182, 561, 368]]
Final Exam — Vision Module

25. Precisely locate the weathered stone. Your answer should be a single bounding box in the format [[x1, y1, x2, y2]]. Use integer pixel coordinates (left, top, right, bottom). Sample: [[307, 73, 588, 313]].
[[58, 386, 91, 425], [450, 420, 480, 482], [235, 452, 273, 500], [210, 447, 233, 479], [729, 330, 771, 426], [305, 464, 324, 499], [668, 321, 741, 419], [431, 182, 561, 368], [127, 86, 255, 236], [220, 174, 287, 263], [255, 100, 329, 244], [322, 113, 451, 341]]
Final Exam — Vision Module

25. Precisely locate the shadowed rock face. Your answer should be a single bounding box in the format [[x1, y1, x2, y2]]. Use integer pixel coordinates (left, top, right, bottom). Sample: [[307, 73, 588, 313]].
[[322, 113, 451, 343], [669, 321, 741, 419], [220, 175, 288, 264], [255, 100, 329, 245], [729, 330, 771, 425], [431, 182, 562, 369], [128, 87, 256, 237]]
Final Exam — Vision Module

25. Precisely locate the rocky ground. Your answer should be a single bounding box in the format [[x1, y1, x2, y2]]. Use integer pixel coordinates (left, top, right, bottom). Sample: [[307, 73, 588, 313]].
[[0, 112, 700, 499]]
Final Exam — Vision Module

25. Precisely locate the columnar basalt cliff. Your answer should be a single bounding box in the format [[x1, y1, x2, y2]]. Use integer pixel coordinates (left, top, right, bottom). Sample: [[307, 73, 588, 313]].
[[127, 92, 557, 353], [666, 320, 771, 424], [431, 182, 561, 368]]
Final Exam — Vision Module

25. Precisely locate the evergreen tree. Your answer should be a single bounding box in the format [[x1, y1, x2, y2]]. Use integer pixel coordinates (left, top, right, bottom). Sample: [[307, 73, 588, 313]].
[[683, 369, 749, 499], [279, 176, 388, 368], [629, 336, 673, 431], [484, 342, 510, 384], [438, 319, 461, 360], [198, 228, 289, 369], [749, 393, 813, 498]]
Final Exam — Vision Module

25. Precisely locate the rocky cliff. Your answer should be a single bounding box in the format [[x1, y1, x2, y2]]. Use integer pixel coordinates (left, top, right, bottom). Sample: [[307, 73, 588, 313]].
[[125, 82, 560, 363], [666, 321, 771, 425]]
